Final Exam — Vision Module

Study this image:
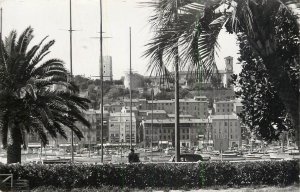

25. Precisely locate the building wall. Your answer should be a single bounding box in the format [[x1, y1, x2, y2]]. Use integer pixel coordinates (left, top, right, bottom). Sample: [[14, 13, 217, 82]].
[[109, 112, 136, 143], [147, 99, 208, 118], [214, 100, 235, 115], [143, 119, 209, 148], [212, 115, 241, 151], [103, 56, 113, 81]]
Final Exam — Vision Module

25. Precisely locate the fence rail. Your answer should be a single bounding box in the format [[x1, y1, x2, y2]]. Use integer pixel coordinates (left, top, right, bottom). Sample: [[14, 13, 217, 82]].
[[0, 173, 13, 189]]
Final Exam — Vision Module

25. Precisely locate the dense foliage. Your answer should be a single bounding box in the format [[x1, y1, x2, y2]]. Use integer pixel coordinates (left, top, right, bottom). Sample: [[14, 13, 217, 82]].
[[0, 161, 298, 189], [233, 4, 299, 142]]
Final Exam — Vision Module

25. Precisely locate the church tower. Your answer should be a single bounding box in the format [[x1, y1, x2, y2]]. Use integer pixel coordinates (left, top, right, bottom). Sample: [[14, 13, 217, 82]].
[[224, 56, 233, 89]]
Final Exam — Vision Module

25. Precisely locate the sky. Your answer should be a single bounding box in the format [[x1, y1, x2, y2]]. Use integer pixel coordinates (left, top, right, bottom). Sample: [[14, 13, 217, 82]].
[[0, 0, 240, 80]]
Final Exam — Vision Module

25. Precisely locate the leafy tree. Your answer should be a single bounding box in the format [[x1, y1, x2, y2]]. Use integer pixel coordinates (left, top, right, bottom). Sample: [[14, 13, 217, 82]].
[[144, 0, 300, 147], [0, 27, 90, 163], [234, 9, 298, 142]]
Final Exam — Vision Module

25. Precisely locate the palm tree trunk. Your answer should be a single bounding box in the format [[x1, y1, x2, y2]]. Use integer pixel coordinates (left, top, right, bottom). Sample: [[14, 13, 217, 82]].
[[263, 55, 300, 149], [7, 124, 22, 164]]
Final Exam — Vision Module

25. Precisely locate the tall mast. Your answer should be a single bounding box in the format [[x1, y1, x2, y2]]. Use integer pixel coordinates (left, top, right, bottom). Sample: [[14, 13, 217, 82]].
[[100, 0, 104, 163], [69, 0, 74, 164], [129, 27, 132, 149]]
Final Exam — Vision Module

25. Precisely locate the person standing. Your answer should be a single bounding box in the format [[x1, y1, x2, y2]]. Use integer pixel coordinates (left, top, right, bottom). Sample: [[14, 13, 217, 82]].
[[128, 148, 140, 163]]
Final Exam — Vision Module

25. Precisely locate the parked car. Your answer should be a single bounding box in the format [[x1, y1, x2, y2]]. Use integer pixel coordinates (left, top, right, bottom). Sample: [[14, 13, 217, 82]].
[[169, 154, 205, 162]]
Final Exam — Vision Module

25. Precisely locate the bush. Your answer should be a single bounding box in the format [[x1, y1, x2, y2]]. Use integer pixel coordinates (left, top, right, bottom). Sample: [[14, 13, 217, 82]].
[[0, 161, 298, 189]]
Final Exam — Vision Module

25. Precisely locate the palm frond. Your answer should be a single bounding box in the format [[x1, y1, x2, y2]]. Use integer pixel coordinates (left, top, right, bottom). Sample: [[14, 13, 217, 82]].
[[16, 26, 34, 55]]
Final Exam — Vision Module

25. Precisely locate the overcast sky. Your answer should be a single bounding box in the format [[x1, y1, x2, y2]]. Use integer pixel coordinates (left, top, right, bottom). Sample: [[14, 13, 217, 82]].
[[1, 0, 240, 79]]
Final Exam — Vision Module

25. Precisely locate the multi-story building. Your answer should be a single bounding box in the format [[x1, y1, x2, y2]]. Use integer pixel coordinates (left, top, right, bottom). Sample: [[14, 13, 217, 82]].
[[143, 118, 209, 148], [123, 98, 147, 110], [211, 114, 241, 151], [147, 97, 208, 118], [76, 109, 110, 147], [103, 55, 113, 81], [213, 100, 235, 115], [103, 101, 124, 113], [108, 112, 136, 143]]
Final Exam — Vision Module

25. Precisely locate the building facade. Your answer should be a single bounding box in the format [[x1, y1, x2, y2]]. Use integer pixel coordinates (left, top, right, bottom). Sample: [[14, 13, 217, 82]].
[[213, 100, 235, 115], [108, 112, 136, 143], [211, 114, 241, 151], [143, 118, 209, 148], [147, 97, 208, 118]]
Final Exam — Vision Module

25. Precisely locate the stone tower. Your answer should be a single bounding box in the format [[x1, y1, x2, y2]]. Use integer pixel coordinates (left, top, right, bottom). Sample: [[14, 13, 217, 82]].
[[225, 56, 233, 89]]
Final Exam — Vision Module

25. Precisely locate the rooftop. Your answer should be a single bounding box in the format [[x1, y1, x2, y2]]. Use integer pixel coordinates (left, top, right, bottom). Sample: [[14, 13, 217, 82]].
[[110, 112, 136, 117], [144, 118, 209, 124], [167, 114, 194, 118], [211, 114, 238, 120], [86, 109, 109, 115], [147, 99, 207, 104]]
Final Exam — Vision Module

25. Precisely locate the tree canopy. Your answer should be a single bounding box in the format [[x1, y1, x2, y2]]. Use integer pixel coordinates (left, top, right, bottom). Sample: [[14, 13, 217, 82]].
[[0, 27, 90, 163]]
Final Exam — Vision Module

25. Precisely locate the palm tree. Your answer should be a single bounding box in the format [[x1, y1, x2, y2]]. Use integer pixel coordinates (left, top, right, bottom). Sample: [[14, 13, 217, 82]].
[[0, 27, 90, 164], [144, 0, 299, 148]]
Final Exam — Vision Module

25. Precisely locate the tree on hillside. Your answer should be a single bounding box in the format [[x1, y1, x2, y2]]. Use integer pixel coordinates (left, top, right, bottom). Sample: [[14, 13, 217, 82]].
[[144, 0, 300, 147], [0, 27, 90, 163]]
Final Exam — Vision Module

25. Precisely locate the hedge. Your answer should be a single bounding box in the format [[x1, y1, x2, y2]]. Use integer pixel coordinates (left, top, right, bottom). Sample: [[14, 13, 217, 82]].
[[0, 161, 298, 189]]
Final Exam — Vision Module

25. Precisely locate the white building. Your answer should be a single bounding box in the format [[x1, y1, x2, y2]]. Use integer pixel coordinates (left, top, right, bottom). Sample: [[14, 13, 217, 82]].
[[108, 112, 136, 143]]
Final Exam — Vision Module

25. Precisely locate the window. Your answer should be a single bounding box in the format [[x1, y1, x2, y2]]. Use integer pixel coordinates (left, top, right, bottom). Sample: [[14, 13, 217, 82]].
[[223, 109, 224, 112], [227, 109, 229, 112], [110, 124, 114, 127], [164, 136, 166, 140], [224, 122, 227, 126], [146, 130, 148, 134], [230, 122, 232, 126], [168, 129, 170, 133], [182, 129, 185, 133], [231, 135, 233, 139], [182, 135, 185, 139], [235, 122, 237, 126], [168, 135, 171, 139], [164, 129, 166, 133], [186, 135, 189, 139], [187, 129, 189, 133]]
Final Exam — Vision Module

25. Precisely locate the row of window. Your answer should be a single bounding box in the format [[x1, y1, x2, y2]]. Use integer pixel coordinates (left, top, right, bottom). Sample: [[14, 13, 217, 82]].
[[213, 121, 238, 126], [145, 128, 191, 134], [145, 134, 190, 140], [214, 134, 239, 139], [216, 103, 234, 107], [216, 108, 234, 112]]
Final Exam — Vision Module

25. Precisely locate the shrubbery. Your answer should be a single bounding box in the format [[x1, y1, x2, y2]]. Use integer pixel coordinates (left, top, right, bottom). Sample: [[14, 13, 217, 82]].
[[0, 161, 298, 189]]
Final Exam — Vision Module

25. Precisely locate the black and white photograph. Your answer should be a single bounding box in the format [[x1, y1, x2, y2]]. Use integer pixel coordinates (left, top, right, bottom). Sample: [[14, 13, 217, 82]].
[[0, 0, 299, 191]]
